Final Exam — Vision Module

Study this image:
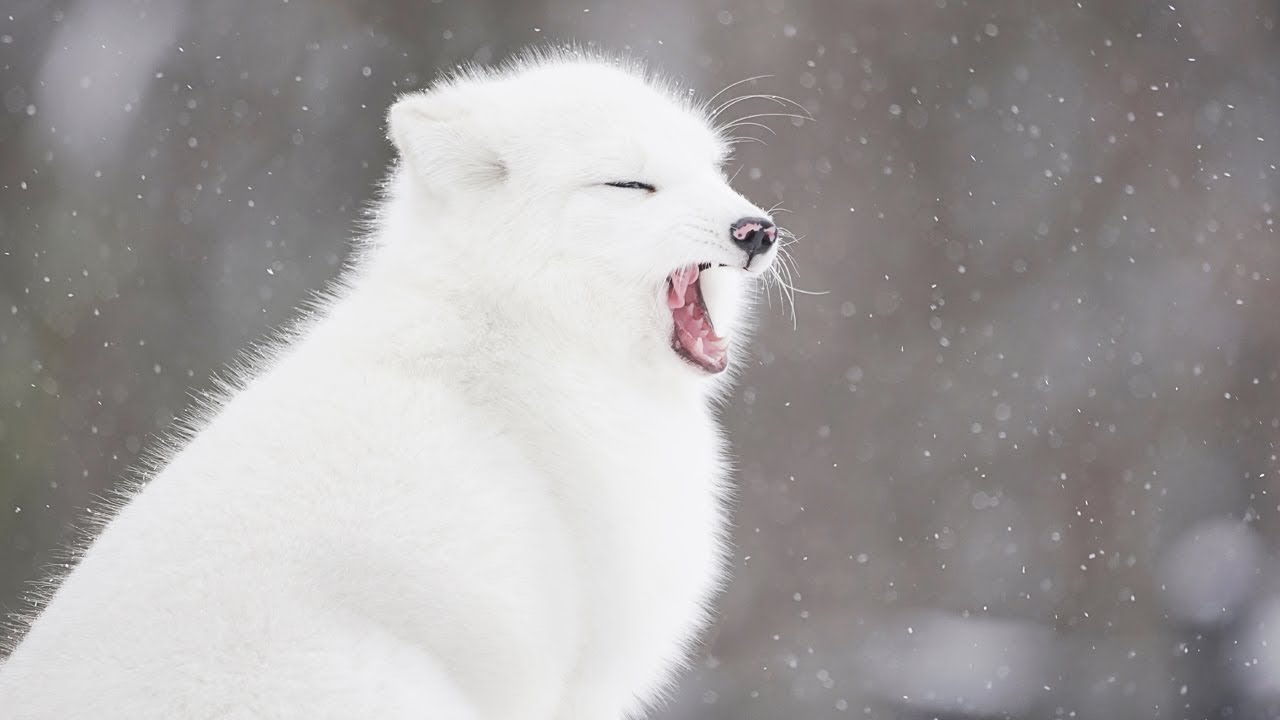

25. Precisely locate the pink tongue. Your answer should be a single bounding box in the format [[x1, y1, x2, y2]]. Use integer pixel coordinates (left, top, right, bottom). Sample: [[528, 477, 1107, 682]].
[[667, 265, 728, 371]]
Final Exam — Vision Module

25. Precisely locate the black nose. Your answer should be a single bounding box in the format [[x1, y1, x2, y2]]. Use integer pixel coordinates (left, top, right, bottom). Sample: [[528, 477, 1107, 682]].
[[730, 217, 777, 261]]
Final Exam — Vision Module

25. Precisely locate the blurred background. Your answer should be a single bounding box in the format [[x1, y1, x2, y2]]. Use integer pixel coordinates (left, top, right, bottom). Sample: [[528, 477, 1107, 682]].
[[3, 0, 1280, 717]]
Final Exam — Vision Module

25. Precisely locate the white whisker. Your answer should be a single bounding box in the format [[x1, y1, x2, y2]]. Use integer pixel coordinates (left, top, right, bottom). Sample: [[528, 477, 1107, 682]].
[[711, 93, 812, 124], [724, 120, 777, 136], [723, 111, 811, 130], [704, 75, 775, 114]]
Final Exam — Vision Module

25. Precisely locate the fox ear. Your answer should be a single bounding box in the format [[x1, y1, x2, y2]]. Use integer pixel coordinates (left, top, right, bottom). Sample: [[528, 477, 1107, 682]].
[[387, 92, 507, 189]]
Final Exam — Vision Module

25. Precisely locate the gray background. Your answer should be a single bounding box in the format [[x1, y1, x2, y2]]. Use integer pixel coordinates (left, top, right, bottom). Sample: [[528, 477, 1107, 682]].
[[4, 0, 1280, 717]]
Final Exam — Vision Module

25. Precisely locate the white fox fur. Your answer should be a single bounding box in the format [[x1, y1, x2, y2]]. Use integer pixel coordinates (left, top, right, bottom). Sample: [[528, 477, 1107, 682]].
[[0, 48, 785, 719]]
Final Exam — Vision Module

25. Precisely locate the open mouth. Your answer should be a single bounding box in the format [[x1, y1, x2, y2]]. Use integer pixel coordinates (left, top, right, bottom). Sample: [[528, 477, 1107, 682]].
[[667, 263, 729, 374]]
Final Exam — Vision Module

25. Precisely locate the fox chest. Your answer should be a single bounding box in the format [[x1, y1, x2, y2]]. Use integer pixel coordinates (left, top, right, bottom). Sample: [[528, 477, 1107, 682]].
[[542, 392, 732, 688]]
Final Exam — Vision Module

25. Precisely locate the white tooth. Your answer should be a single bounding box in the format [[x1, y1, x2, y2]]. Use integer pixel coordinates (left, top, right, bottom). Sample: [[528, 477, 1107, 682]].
[[692, 337, 705, 357], [697, 265, 742, 334], [669, 286, 685, 310]]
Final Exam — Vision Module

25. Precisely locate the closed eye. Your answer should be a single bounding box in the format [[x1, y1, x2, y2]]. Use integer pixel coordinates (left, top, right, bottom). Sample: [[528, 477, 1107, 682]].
[[604, 181, 657, 193]]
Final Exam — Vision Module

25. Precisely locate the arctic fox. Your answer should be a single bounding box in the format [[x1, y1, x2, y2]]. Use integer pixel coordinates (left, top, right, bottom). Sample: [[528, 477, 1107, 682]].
[[0, 49, 787, 719]]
